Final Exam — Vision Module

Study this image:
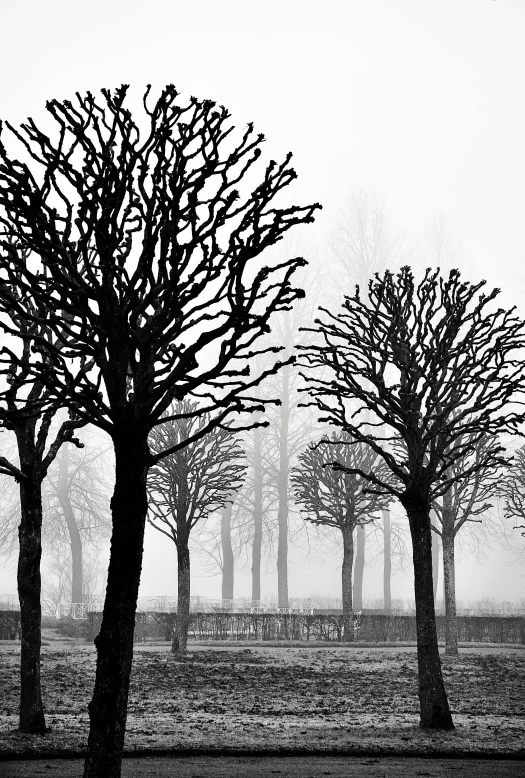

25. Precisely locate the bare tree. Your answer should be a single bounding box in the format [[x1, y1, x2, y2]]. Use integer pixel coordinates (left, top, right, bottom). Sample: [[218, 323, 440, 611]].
[[329, 190, 404, 609], [0, 85, 319, 777], [291, 435, 391, 639], [41, 538, 107, 618], [43, 435, 112, 605], [0, 271, 83, 734], [298, 266, 525, 730], [431, 433, 501, 655], [499, 444, 525, 537], [330, 189, 404, 295], [261, 299, 320, 607], [148, 400, 246, 651]]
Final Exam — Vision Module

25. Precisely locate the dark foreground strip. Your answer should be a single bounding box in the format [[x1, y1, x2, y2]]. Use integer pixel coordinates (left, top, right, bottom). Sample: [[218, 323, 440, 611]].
[[1, 748, 524, 762]]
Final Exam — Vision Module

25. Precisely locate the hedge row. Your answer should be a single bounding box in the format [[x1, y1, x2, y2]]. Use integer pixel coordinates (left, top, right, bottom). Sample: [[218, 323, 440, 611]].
[[86, 611, 525, 644], [0, 610, 21, 640]]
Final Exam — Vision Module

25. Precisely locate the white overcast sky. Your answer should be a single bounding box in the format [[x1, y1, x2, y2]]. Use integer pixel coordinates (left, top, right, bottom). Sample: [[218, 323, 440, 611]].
[[0, 0, 524, 604]]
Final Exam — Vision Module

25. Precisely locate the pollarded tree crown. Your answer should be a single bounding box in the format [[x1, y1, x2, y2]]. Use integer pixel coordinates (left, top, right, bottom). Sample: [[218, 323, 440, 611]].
[[0, 85, 321, 450], [298, 265, 525, 502]]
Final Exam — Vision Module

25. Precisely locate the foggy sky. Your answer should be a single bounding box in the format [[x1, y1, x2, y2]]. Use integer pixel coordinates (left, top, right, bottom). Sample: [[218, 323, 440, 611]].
[[0, 0, 524, 605]]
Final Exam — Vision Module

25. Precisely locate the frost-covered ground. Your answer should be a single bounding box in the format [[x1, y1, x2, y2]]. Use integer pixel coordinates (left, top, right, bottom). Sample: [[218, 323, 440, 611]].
[[0, 632, 523, 757]]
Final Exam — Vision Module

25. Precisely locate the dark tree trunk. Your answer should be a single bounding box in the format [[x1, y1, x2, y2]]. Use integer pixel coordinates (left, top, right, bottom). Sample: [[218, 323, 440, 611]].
[[221, 503, 234, 602], [382, 508, 392, 614], [353, 523, 365, 611], [174, 540, 191, 652], [83, 431, 149, 778], [17, 458, 46, 734], [341, 525, 354, 642], [277, 363, 289, 609], [442, 527, 458, 656], [251, 422, 263, 604], [403, 495, 454, 730], [58, 441, 83, 603]]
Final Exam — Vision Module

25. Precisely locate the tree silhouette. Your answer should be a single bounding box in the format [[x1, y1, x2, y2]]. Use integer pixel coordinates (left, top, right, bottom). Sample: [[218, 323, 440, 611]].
[[0, 263, 83, 734], [147, 400, 246, 651], [291, 435, 391, 639], [0, 84, 320, 777], [299, 266, 525, 730], [500, 445, 525, 537], [431, 432, 501, 655]]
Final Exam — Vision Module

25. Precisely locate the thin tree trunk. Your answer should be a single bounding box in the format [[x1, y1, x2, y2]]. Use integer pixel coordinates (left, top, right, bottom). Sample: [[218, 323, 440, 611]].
[[175, 540, 191, 652], [83, 433, 149, 778], [403, 496, 454, 730], [341, 525, 354, 642], [277, 363, 289, 609], [442, 528, 458, 656], [17, 460, 46, 734], [251, 422, 263, 604], [221, 503, 234, 602], [57, 441, 83, 603], [382, 508, 391, 614], [353, 523, 365, 611], [430, 509, 440, 608]]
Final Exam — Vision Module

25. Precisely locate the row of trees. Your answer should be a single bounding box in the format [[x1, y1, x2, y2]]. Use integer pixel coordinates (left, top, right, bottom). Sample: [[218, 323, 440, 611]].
[[0, 84, 321, 778], [0, 84, 524, 778]]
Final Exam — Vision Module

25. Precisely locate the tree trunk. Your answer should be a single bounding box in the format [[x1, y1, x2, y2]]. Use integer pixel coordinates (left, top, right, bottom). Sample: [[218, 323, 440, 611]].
[[430, 509, 440, 608], [382, 508, 392, 614], [251, 422, 263, 604], [341, 525, 354, 641], [442, 528, 458, 656], [353, 523, 365, 611], [403, 495, 454, 730], [57, 441, 84, 603], [221, 503, 234, 602], [277, 363, 290, 609], [17, 464, 46, 734], [174, 540, 191, 652], [83, 432, 149, 778]]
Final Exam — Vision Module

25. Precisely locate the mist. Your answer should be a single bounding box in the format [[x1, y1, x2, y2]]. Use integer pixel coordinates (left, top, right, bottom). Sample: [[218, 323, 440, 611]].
[[0, 0, 524, 613]]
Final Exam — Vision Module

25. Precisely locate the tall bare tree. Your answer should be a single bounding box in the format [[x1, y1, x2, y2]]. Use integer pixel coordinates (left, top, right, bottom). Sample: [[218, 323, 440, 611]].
[[299, 266, 525, 730], [0, 272, 83, 734], [329, 190, 404, 609], [291, 435, 391, 639], [43, 436, 112, 605], [0, 85, 319, 777], [431, 434, 501, 655], [262, 298, 320, 607], [148, 400, 246, 651]]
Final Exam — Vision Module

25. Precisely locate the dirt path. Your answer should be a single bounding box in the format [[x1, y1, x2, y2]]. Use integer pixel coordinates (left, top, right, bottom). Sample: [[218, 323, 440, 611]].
[[1, 755, 524, 778]]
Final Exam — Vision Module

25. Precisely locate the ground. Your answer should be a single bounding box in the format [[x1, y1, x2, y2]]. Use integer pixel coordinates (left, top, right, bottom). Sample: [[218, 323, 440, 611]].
[[0, 630, 524, 761]]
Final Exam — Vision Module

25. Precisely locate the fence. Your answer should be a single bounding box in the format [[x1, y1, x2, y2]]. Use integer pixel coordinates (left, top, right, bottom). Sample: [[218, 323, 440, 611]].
[[85, 611, 525, 645]]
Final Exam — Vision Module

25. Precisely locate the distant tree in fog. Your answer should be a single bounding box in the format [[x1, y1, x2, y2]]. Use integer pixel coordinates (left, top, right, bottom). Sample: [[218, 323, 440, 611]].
[[431, 432, 502, 655], [291, 435, 391, 640], [500, 445, 525, 537], [330, 190, 404, 292], [328, 190, 405, 609], [259, 277, 321, 608], [299, 265, 525, 730], [43, 437, 112, 605], [148, 400, 246, 651]]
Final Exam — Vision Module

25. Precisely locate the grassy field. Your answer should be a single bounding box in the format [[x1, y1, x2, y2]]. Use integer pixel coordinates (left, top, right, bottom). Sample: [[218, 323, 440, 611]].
[[0, 630, 524, 758]]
